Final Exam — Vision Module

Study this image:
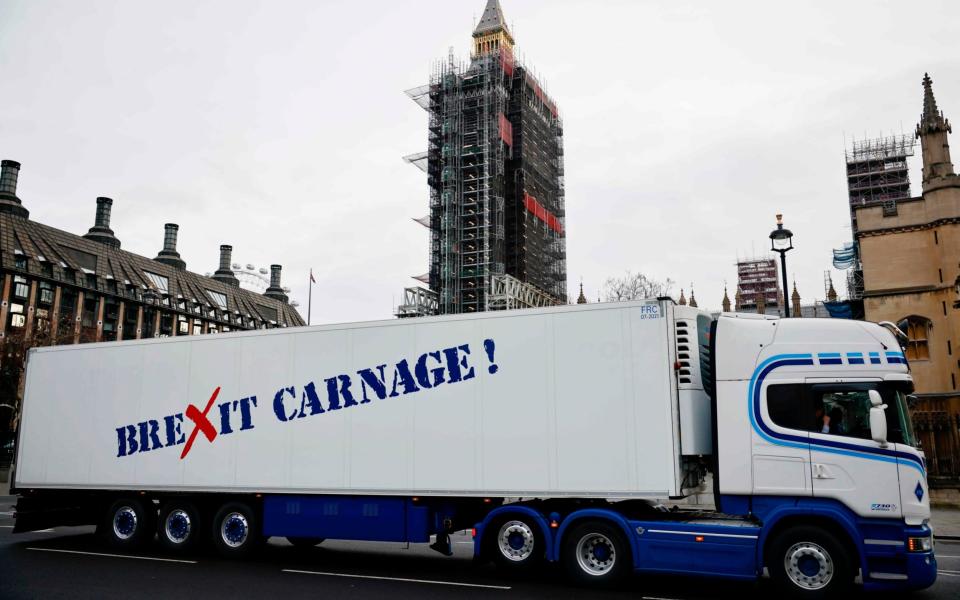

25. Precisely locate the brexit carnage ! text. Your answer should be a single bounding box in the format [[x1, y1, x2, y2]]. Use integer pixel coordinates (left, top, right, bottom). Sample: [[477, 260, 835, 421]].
[[115, 339, 499, 459]]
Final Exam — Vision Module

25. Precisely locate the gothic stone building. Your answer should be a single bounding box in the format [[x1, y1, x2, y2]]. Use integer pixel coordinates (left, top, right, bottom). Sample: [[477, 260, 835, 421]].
[[855, 74, 960, 483]]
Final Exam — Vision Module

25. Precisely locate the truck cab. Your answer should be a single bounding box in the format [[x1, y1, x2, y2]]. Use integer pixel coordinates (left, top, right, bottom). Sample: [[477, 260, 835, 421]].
[[712, 312, 935, 592]]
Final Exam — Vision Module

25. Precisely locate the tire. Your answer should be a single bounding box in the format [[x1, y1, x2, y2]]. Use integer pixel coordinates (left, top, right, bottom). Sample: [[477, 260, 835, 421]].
[[767, 525, 853, 598], [561, 521, 630, 587], [157, 501, 202, 551], [489, 516, 544, 571], [286, 536, 325, 548], [101, 498, 155, 549], [211, 501, 261, 557]]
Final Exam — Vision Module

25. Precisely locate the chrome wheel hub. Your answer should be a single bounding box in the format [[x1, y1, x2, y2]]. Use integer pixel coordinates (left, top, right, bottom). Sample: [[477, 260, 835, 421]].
[[112, 506, 138, 540], [784, 541, 834, 590], [165, 509, 192, 543], [575, 533, 616, 576], [221, 512, 249, 548], [497, 520, 535, 562]]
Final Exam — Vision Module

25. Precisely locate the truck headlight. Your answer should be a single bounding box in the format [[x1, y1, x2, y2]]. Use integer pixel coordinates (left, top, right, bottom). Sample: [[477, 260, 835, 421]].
[[907, 536, 932, 552]]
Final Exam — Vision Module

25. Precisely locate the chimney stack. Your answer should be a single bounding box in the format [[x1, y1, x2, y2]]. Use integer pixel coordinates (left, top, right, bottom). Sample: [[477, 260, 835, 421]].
[[83, 197, 121, 248], [0, 159, 29, 218], [264, 264, 289, 303], [154, 223, 186, 269], [211, 244, 240, 287]]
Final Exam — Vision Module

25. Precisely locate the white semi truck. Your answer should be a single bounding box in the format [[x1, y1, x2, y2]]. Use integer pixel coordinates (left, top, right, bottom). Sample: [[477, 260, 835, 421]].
[[11, 300, 937, 595]]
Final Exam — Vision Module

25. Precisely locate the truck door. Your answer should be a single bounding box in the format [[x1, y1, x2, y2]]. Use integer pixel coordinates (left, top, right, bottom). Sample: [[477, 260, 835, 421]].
[[806, 383, 901, 518], [754, 382, 812, 496]]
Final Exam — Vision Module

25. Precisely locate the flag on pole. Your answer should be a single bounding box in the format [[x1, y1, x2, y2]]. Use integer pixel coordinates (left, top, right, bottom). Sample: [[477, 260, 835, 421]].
[[310, 269, 316, 284]]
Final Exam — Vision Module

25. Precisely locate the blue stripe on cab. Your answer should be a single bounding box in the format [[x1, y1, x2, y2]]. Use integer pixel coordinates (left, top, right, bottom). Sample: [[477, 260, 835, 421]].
[[818, 352, 843, 365], [749, 354, 925, 476]]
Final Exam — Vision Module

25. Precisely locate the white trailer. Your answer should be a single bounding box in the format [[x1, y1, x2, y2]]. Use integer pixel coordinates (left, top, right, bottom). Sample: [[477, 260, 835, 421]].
[[12, 300, 937, 595]]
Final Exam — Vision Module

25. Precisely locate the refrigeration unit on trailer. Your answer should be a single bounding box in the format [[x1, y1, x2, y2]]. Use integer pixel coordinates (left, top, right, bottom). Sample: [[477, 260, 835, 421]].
[[11, 300, 936, 595]]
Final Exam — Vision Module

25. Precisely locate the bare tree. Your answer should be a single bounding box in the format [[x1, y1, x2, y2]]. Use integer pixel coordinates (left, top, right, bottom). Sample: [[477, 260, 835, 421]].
[[602, 271, 675, 302]]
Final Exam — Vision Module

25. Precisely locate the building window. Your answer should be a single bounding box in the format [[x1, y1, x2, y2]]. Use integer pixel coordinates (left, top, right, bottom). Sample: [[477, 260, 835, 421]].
[[143, 271, 169, 294], [34, 307, 50, 334], [142, 307, 157, 338], [81, 296, 98, 328], [59, 288, 77, 322], [14, 254, 27, 270], [902, 316, 931, 361], [8, 303, 25, 328], [85, 273, 98, 290], [178, 316, 189, 335], [12, 275, 29, 299], [159, 312, 173, 337], [207, 290, 228, 310], [38, 282, 54, 305]]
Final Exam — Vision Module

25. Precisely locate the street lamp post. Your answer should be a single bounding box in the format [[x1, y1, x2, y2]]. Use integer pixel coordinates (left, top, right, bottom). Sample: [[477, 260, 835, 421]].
[[769, 214, 794, 318]]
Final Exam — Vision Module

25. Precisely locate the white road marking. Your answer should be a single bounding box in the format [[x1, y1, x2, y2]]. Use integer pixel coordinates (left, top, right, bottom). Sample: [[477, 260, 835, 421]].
[[936, 555, 960, 558], [455, 541, 474, 544], [938, 571, 960, 577], [27, 547, 196, 563], [283, 569, 511, 590]]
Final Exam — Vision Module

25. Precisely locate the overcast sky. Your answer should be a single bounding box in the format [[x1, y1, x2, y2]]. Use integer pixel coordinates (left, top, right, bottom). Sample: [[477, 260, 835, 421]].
[[1, 0, 957, 322]]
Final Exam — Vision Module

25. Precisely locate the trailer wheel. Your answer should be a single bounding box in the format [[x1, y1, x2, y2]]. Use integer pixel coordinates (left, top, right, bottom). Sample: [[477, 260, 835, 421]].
[[489, 516, 544, 571], [157, 501, 201, 551], [211, 502, 261, 557], [767, 525, 853, 598], [286, 536, 325, 548], [102, 498, 155, 549], [561, 521, 629, 586]]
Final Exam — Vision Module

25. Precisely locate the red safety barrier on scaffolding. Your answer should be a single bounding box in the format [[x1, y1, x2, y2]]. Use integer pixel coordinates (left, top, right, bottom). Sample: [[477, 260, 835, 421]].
[[524, 72, 559, 119], [499, 113, 513, 147], [500, 46, 515, 77], [523, 192, 564, 235]]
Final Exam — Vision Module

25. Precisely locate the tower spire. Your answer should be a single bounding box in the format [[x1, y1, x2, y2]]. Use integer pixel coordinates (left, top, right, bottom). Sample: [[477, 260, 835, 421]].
[[919, 73, 949, 135], [916, 72, 955, 186], [473, 0, 514, 56], [791, 281, 801, 318], [722, 286, 731, 313]]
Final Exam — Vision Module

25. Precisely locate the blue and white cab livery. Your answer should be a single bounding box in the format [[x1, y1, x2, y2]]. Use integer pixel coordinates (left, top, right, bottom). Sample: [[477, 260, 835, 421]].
[[713, 312, 935, 591]]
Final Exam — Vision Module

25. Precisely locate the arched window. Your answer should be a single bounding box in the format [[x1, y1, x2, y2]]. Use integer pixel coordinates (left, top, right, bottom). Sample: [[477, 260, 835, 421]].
[[899, 315, 932, 361]]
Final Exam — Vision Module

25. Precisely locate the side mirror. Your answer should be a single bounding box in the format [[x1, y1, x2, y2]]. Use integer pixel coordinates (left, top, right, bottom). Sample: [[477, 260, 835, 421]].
[[869, 392, 888, 447]]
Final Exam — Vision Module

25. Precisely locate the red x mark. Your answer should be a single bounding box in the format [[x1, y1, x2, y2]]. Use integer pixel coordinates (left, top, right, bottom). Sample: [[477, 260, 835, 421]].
[[180, 386, 221, 460]]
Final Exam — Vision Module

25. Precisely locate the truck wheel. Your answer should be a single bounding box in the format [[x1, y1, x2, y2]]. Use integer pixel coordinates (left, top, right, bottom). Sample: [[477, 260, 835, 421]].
[[490, 517, 543, 571], [102, 498, 154, 549], [211, 502, 261, 557], [768, 526, 853, 598], [158, 501, 201, 551], [287, 536, 325, 548], [561, 521, 629, 586]]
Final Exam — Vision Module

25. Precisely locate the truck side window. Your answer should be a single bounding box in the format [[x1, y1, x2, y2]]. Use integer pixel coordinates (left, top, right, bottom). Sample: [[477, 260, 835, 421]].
[[766, 384, 809, 430], [809, 389, 873, 441]]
